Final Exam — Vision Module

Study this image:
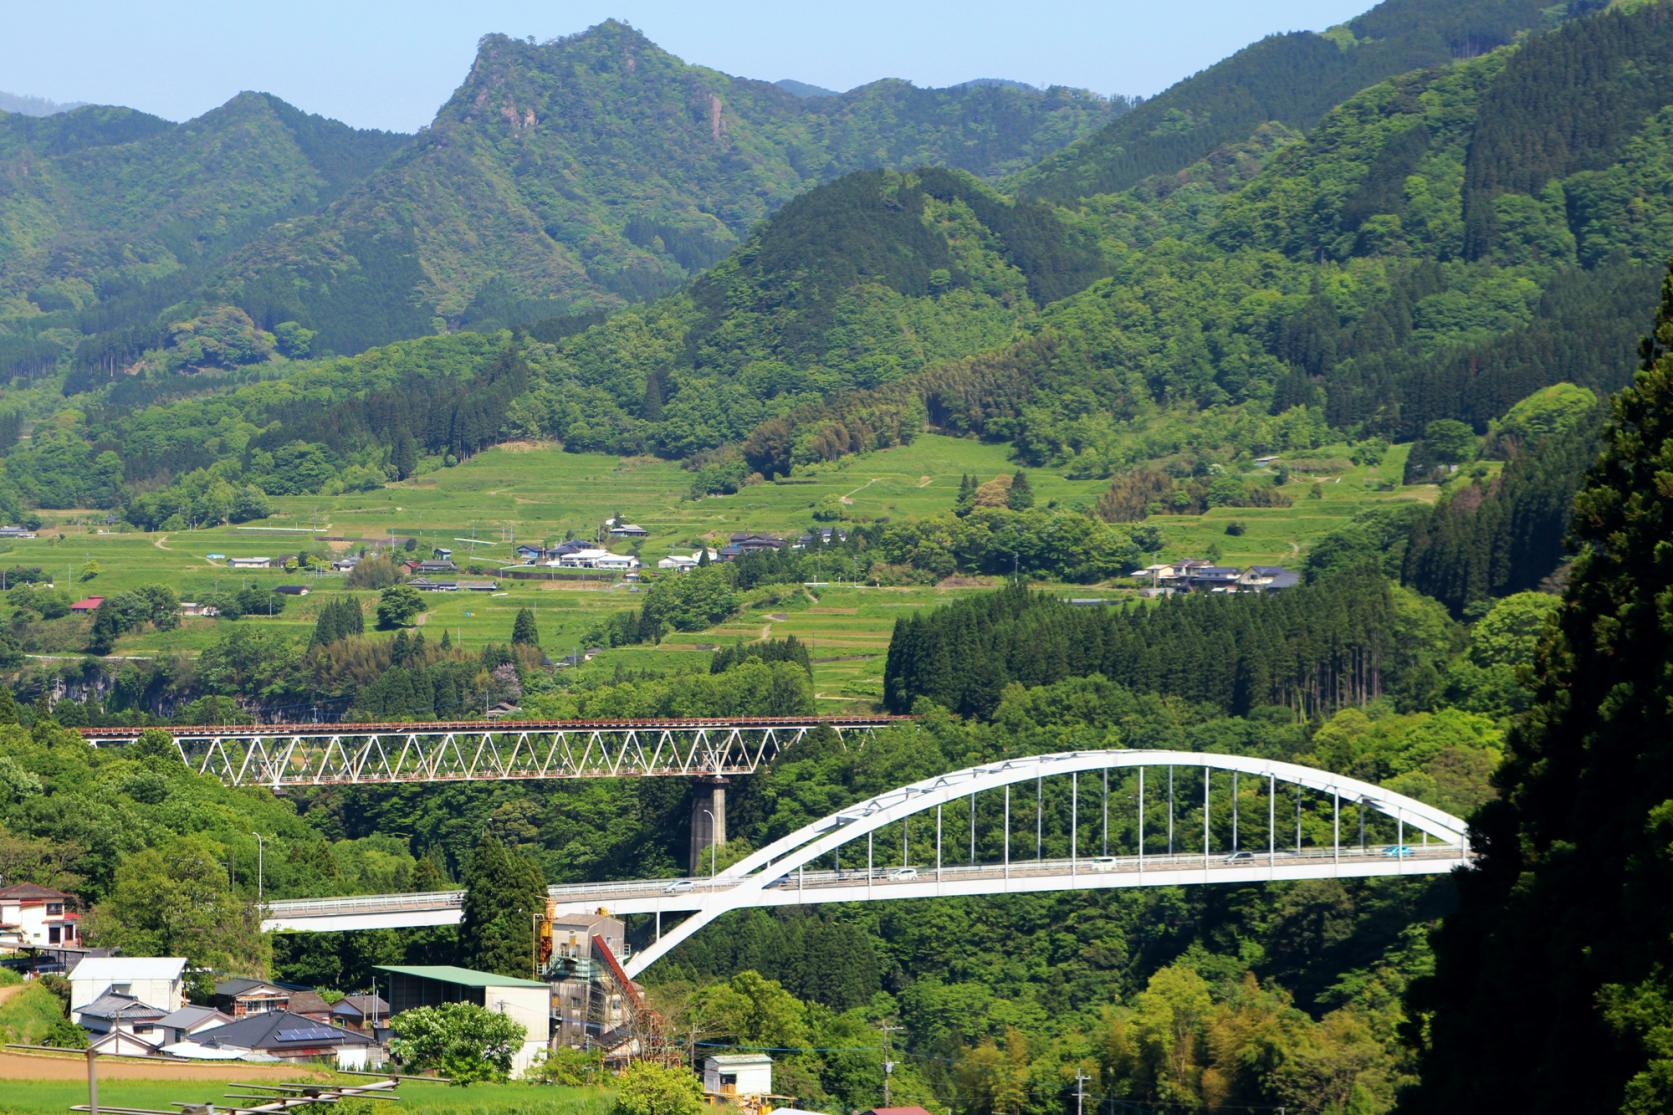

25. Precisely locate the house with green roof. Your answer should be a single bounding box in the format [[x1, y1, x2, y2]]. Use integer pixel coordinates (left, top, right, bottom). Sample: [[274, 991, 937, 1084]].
[[376, 965, 550, 1076]]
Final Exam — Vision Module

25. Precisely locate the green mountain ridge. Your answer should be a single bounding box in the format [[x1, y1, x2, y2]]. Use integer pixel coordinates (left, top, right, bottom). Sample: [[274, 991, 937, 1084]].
[[0, 93, 410, 379], [206, 20, 1123, 354], [1013, 0, 1568, 201], [9, 0, 1673, 544]]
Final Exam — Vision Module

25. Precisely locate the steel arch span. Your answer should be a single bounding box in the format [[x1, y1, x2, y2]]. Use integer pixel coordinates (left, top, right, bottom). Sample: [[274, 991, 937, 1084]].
[[622, 749, 1470, 976]]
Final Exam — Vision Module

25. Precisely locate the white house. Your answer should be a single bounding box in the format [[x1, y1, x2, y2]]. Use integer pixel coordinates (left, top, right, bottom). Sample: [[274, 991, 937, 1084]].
[[704, 1052, 775, 1098], [226, 556, 272, 569], [0, 883, 80, 948], [656, 550, 716, 573], [557, 548, 639, 572], [79, 992, 168, 1044], [69, 956, 187, 1017]]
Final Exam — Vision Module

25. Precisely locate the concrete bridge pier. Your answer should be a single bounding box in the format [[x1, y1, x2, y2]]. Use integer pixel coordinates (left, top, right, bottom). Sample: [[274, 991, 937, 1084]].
[[689, 777, 727, 875]]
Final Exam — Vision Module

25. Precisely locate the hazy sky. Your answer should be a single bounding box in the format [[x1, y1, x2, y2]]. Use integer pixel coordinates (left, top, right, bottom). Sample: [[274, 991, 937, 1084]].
[[6, 0, 1376, 133]]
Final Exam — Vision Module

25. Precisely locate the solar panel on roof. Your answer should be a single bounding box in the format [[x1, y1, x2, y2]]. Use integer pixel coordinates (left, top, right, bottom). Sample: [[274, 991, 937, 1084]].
[[276, 1025, 343, 1043]]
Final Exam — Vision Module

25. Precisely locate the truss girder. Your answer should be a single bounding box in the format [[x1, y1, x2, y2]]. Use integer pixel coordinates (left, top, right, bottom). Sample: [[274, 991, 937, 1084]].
[[78, 719, 880, 786]]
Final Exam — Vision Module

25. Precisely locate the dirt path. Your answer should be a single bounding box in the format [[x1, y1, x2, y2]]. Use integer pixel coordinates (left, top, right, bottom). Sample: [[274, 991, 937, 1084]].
[[0, 1049, 330, 1082], [0, 983, 25, 1006], [840, 477, 880, 504], [152, 534, 171, 550]]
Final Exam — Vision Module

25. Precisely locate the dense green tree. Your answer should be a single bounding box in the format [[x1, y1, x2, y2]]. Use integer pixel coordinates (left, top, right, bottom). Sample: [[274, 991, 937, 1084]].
[[510, 607, 539, 646], [375, 586, 424, 629], [458, 831, 546, 978], [91, 834, 270, 991], [388, 1001, 525, 1085], [1402, 263, 1673, 1113], [1006, 470, 1034, 510], [612, 1061, 704, 1115]]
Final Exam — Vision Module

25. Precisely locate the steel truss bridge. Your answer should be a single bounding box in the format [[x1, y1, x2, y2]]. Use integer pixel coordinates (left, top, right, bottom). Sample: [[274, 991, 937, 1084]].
[[77, 716, 903, 786], [260, 749, 1473, 976]]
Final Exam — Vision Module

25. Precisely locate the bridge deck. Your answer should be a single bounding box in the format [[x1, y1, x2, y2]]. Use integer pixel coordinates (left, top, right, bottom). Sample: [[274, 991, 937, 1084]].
[[262, 845, 1469, 934], [78, 715, 909, 739]]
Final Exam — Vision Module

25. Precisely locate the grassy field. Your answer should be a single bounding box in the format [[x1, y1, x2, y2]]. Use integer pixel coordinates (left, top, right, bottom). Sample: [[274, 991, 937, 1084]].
[[0, 1071, 613, 1115], [0, 435, 1438, 709]]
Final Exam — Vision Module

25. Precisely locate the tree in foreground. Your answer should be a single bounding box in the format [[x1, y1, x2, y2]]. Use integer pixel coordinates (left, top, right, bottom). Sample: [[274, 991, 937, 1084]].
[[388, 1001, 525, 1086], [458, 831, 546, 977], [611, 1061, 704, 1115], [1401, 263, 1673, 1113]]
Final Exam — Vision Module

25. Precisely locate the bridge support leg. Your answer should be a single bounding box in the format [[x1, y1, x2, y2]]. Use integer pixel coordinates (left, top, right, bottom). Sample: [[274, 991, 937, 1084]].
[[689, 778, 727, 875]]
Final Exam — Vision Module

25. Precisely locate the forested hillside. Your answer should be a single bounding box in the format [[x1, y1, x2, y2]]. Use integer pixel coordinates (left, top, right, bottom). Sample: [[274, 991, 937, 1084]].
[[0, 94, 409, 381], [1397, 264, 1673, 1115], [1014, 0, 1565, 201]]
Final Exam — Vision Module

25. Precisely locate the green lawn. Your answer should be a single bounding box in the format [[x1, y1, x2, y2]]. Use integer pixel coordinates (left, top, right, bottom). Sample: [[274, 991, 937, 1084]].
[[0, 1074, 612, 1115]]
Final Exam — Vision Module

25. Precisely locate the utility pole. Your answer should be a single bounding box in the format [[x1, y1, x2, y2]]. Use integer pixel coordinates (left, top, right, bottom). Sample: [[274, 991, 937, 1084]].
[[1074, 1069, 1089, 1115], [880, 1020, 900, 1106], [249, 832, 265, 908]]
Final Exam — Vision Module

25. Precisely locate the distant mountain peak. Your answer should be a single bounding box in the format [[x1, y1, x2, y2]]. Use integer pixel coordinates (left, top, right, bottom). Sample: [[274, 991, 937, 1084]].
[[0, 90, 87, 117], [775, 79, 840, 99]]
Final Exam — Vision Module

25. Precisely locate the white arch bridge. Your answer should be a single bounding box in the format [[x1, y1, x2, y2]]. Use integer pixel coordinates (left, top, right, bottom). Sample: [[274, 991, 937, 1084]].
[[262, 750, 1472, 976]]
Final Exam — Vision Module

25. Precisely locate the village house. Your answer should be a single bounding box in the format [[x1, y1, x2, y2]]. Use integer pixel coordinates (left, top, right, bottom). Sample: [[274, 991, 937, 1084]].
[[557, 548, 639, 572], [156, 1004, 234, 1045], [412, 558, 458, 574], [69, 956, 186, 1020], [213, 976, 293, 1017], [284, 989, 335, 1024], [68, 596, 104, 612], [226, 556, 272, 569], [704, 1053, 775, 1099], [0, 526, 38, 539], [726, 533, 786, 556], [330, 993, 388, 1031], [79, 992, 167, 1049], [792, 527, 847, 549], [186, 1009, 380, 1069], [605, 515, 649, 539], [1239, 565, 1301, 592], [0, 882, 80, 948], [656, 549, 716, 573], [331, 557, 360, 572], [1128, 561, 1298, 595], [179, 601, 220, 617]]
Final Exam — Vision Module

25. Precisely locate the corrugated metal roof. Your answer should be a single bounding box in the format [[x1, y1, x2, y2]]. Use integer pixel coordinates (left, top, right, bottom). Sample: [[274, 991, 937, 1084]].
[[69, 956, 186, 982], [375, 964, 547, 988]]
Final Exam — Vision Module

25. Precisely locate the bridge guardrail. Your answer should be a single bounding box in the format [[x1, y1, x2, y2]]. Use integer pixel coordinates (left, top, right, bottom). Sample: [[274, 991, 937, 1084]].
[[263, 843, 1466, 918]]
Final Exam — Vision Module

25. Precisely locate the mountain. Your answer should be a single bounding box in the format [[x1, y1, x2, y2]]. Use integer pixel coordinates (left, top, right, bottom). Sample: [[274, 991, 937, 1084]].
[[774, 79, 838, 98], [204, 21, 1121, 355], [0, 94, 410, 379], [1014, 0, 1568, 201], [16, 0, 1673, 533], [0, 91, 87, 117]]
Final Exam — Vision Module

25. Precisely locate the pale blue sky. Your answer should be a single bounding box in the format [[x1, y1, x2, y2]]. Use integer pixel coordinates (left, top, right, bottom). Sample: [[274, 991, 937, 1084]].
[[6, 0, 1377, 133]]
